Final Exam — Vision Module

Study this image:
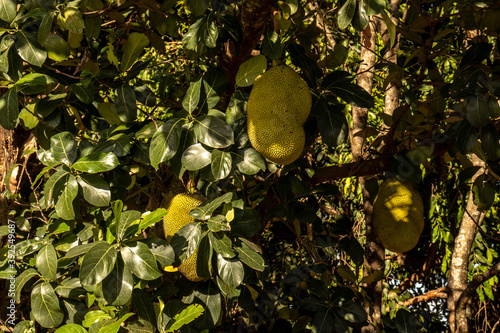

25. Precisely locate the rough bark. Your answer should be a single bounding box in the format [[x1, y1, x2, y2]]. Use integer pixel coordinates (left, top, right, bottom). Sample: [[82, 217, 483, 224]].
[[351, 20, 385, 333], [447, 154, 486, 333]]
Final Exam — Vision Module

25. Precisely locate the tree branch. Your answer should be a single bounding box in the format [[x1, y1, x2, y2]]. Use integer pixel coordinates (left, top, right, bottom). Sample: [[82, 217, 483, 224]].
[[400, 286, 448, 307]]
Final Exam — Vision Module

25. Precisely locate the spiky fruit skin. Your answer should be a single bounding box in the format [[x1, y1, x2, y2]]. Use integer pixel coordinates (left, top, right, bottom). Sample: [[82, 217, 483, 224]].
[[247, 66, 312, 165], [372, 179, 424, 253], [163, 193, 205, 282]]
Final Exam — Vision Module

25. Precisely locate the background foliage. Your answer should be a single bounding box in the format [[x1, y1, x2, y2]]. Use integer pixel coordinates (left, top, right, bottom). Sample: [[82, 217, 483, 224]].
[[0, 0, 499, 332]]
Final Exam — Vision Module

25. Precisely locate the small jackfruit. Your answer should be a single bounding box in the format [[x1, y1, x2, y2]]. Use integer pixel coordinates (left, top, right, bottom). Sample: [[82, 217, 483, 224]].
[[163, 193, 206, 282], [247, 66, 312, 165], [372, 179, 424, 253]]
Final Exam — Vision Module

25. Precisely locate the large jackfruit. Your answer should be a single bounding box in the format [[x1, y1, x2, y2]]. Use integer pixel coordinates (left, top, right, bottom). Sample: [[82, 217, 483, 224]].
[[372, 179, 424, 253], [163, 193, 205, 282], [247, 66, 312, 165]]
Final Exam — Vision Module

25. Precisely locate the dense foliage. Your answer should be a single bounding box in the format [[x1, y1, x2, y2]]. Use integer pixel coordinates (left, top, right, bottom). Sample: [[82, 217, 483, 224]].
[[0, 0, 499, 332]]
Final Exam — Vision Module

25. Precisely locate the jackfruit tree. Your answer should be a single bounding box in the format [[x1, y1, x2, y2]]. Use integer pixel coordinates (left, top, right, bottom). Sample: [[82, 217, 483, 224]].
[[1, 0, 500, 333]]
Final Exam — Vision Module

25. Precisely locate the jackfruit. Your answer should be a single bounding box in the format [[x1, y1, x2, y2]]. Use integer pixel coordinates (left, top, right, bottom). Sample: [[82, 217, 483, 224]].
[[372, 179, 424, 253], [163, 193, 206, 282], [247, 65, 312, 165]]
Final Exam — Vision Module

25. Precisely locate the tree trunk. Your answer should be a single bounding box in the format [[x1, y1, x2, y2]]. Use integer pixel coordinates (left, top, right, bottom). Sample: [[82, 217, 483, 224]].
[[351, 21, 385, 333], [447, 154, 485, 333]]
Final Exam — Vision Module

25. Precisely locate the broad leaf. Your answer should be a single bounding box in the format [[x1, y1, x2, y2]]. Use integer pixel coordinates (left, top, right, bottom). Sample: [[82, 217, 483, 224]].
[[184, 0, 209, 17], [329, 82, 374, 108], [38, 11, 55, 46], [16, 30, 47, 67], [98, 258, 133, 306], [120, 32, 149, 72], [71, 83, 95, 104], [211, 149, 232, 179], [182, 143, 212, 171], [466, 95, 489, 129], [318, 106, 348, 147], [194, 115, 234, 148], [473, 175, 495, 211], [115, 84, 137, 123], [50, 132, 77, 165], [196, 234, 213, 279], [54, 174, 78, 220], [235, 55, 267, 87], [80, 242, 117, 286], [209, 232, 235, 258], [45, 34, 71, 61], [77, 174, 111, 207], [230, 208, 261, 238], [54, 324, 88, 333], [0, 88, 19, 130], [15, 268, 40, 303], [115, 210, 141, 241], [31, 282, 64, 328], [166, 304, 204, 332], [337, 0, 356, 29], [313, 308, 336, 333], [217, 254, 244, 288], [192, 283, 221, 329], [233, 148, 266, 175], [182, 76, 202, 113], [190, 192, 233, 220], [121, 241, 162, 280], [36, 244, 58, 281], [0, 0, 16, 23], [150, 118, 184, 169], [72, 152, 119, 173], [234, 240, 265, 271]]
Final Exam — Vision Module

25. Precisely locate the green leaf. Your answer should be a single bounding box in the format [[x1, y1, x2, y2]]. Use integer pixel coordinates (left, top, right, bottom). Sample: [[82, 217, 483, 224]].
[[182, 143, 212, 171], [115, 210, 141, 241], [132, 289, 157, 328], [54, 174, 78, 220], [38, 11, 55, 46], [381, 10, 396, 48], [182, 77, 202, 113], [170, 222, 203, 261], [58, 7, 85, 34], [192, 283, 222, 329], [203, 13, 219, 48], [233, 148, 266, 175], [329, 82, 374, 108], [150, 118, 184, 169], [82, 310, 112, 328], [234, 240, 265, 271], [166, 304, 204, 332], [50, 132, 77, 165], [71, 83, 95, 104], [15, 73, 56, 95], [217, 254, 244, 288], [120, 32, 149, 72], [184, 0, 209, 17], [182, 17, 204, 51], [115, 84, 137, 123], [36, 244, 58, 281], [395, 309, 418, 333], [80, 242, 117, 286], [365, 0, 386, 15], [98, 102, 121, 125], [77, 174, 111, 207], [194, 115, 234, 148], [335, 300, 367, 323], [457, 121, 478, 155], [121, 241, 162, 280], [262, 31, 283, 60], [44, 170, 70, 206], [481, 124, 500, 160], [190, 192, 233, 220], [85, 15, 102, 39], [337, 0, 357, 30], [54, 277, 85, 298], [0, 88, 19, 130], [139, 209, 168, 231], [235, 55, 267, 87], [211, 149, 232, 179], [209, 232, 235, 258], [15, 30, 47, 67], [143, 237, 175, 267], [72, 151, 119, 173], [0, 0, 16, 23], [98, 258, 133, 306], [97, 313, 134, 333], [65, 241, 106, 259], [352, 1, 369, 31], [54, 324, 88, 333], [473, 175, 496, 211], [31, 282, 64, 328], [337, 264, 357, 283], [15, 268, 40, 303], [196, 234, 213, 278], [230, 208, 261, 238], [200, 68, 228, 111], [466, 95, 490, 129], [313, 308, 336, 333], [318, 106, 348, 147]]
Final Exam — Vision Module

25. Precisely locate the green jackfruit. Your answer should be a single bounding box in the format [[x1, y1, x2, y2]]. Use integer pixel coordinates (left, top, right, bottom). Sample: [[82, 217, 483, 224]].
[[163, 193, 205, 281], [247, 66, 312, 165], [372, 179, 424, 253]]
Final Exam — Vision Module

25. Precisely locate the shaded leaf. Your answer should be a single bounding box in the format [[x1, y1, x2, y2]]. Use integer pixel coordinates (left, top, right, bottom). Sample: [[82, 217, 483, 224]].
[[194, 115, 234, 148], [150, 118, 184, 169], [115, 84, 137, 123], [121, 241, 162, 280], [16, 30, 47, 67], [36, 244, 58, 281], [235, 55, 267, 87], [0, 88, 19, 130], [77, 174, 111, 207], [211, 149, 232, 179], [337, 0, 356, 29], [217, 254, 244, 288], [120, 32, 149, 72], [234, 240, 265, 271], [80, 242, 117, 286], [32, 282, 64, 328]]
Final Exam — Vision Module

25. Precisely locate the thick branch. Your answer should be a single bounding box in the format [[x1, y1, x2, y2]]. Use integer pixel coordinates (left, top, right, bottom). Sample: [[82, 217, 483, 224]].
[[400, 286, 448, 307], [447, 154, 486, 333], [456, 262, 500, 322]]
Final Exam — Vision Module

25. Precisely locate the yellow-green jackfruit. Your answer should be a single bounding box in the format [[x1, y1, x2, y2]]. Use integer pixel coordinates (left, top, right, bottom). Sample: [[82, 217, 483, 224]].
[[247, 66, 312, 165], [163, 193, 205, 281], [372, 179, 424, 253]]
